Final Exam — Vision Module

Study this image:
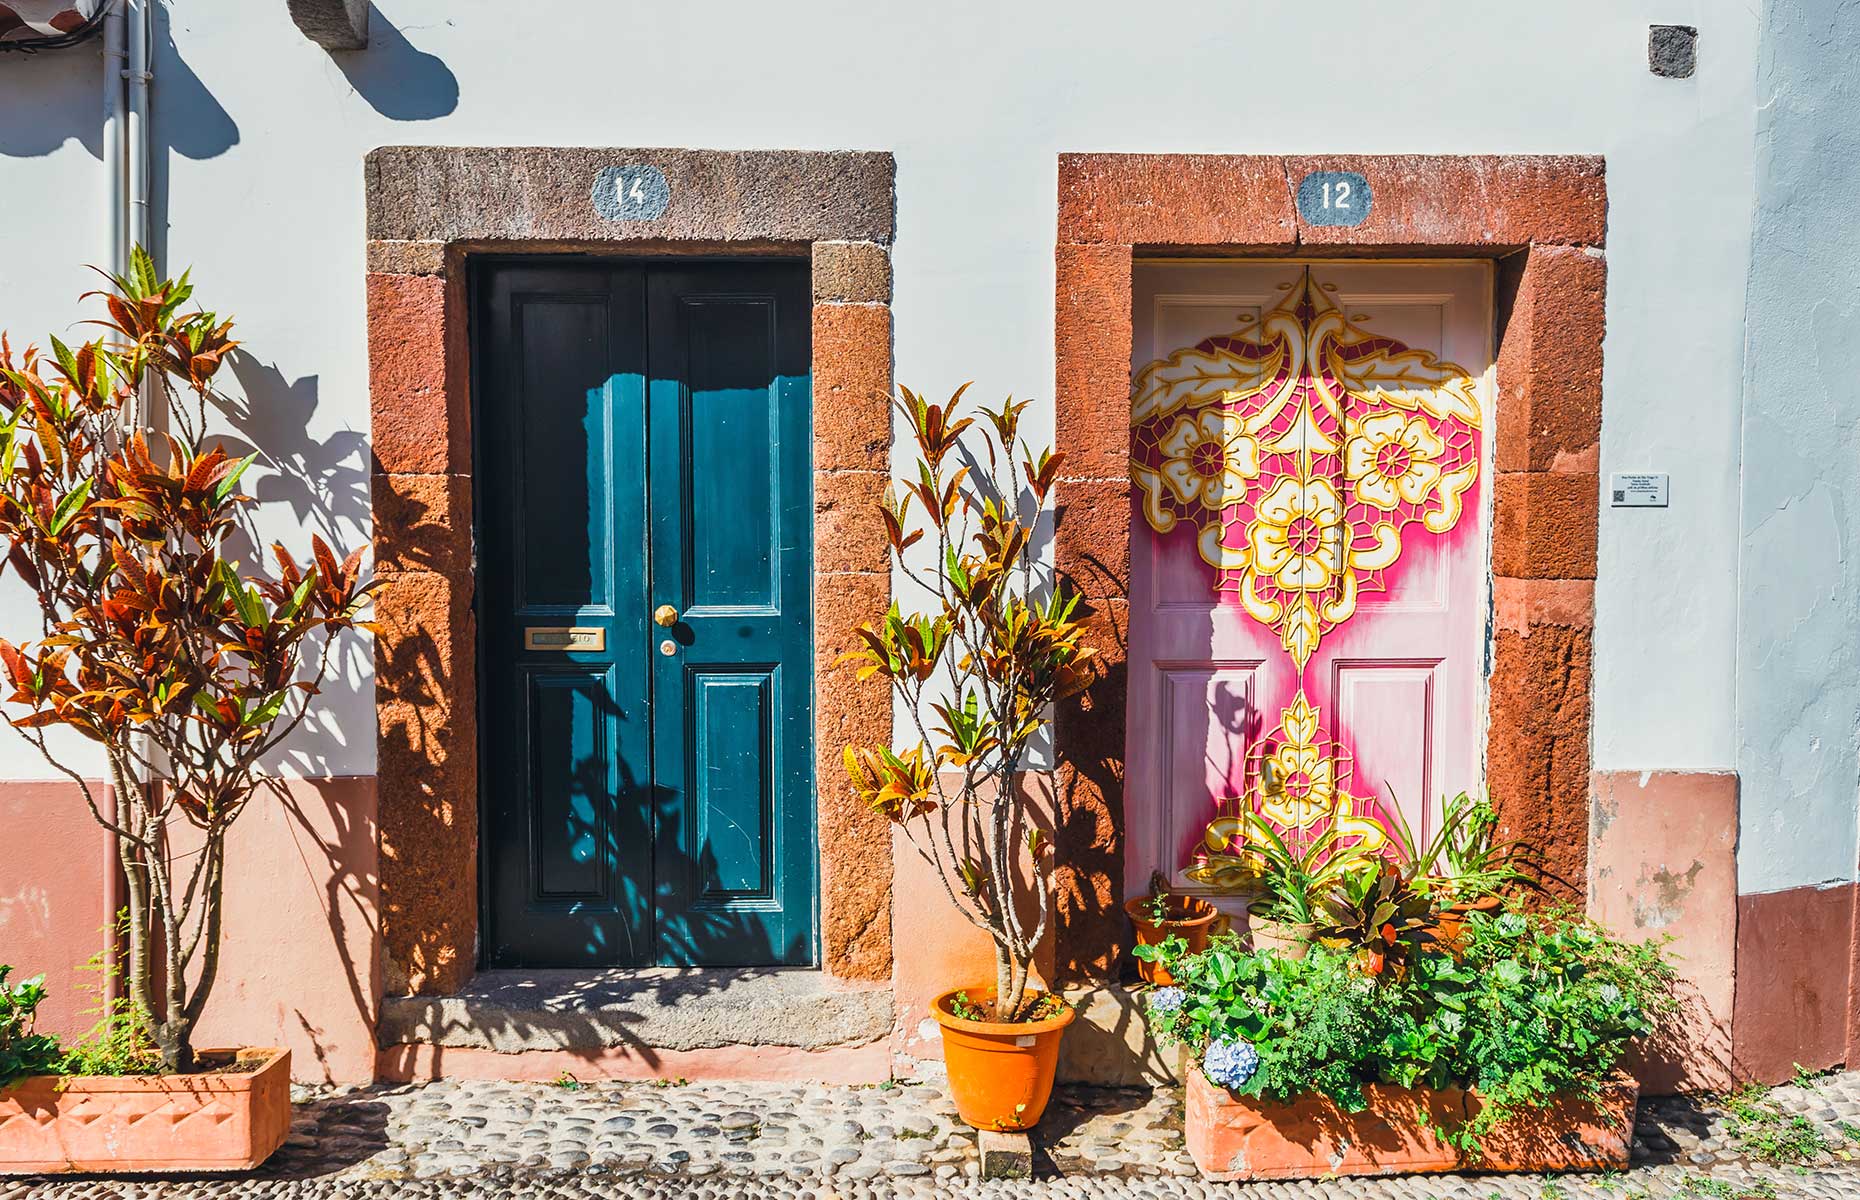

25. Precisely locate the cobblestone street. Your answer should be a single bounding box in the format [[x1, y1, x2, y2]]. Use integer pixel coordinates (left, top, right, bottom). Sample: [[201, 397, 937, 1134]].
[[10, 1070, 1860, 1198]]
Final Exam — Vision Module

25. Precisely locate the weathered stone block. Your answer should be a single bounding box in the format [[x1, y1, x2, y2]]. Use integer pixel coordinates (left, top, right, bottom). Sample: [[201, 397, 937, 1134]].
[[978, 1131, 1032, 1180], [812, 304, 893, 471], [1055, 243, 1134, 482], [812, 241, 891, 303], [366, 147, 895, 245]]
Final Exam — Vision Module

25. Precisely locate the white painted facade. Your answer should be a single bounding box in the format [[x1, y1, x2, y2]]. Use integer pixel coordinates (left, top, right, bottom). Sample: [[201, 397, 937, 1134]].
[[0, 0, 1848, 896]]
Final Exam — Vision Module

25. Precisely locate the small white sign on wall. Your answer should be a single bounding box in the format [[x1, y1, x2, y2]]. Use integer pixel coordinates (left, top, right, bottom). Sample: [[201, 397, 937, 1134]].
[[1610, 473, 1669, 507]]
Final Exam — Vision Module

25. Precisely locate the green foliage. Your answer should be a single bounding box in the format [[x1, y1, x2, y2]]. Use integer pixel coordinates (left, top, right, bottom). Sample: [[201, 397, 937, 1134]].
[[1311, 858, 1439, 978], [1681, 1174, 1775, 1199], [839, 386, 1098, 1022], [1244, 815, 1357, 925], [0, 966, 64, 1090], [550, 1071, 584, 1091], [56, 944, 158, 1078], [1140, 903, 1676, 1152], [1406, 906, 1674, 1148], [1385, 790, 1529, 902], [1142, 937, 1416, 1113], [1722, 1084, 1834, 1166]]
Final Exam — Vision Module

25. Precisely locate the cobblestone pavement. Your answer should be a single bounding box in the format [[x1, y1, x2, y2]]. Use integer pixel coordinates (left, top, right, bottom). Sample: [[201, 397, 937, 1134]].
[[10, 1070, 1860, 1198]]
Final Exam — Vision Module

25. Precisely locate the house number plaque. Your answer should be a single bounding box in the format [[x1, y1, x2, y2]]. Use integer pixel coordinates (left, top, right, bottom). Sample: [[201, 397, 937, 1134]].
[[591, 165, 670, 222], [1296, 171, 1371, 228], [524, 627, 605, 652]]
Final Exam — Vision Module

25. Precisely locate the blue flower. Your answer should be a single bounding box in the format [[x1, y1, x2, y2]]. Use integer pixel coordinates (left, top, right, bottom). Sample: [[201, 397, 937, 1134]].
[[1147, 987, 1186, 1014], [1202, 1038, 1260, 1089]]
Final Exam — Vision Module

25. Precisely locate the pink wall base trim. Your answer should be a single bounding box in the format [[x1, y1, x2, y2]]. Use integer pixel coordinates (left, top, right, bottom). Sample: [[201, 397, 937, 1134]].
[[1587, 771, 1737, 1093], [377, 1041, 892, 1085], [1734, 881, 1855, 1083], [0, 780, 111, 1040], [0, 776, 380, 1085]]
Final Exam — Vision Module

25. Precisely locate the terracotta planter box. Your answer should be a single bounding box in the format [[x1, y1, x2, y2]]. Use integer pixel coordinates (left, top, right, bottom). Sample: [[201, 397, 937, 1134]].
[[0, 1048, 290, 1175], [1186, 1065, 1638, 1181]]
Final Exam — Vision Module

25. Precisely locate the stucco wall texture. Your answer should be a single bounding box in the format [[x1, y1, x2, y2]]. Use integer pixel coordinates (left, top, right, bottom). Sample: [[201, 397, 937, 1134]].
[[1737, 0, 1860, 897], [0, 0, 1763, 783]]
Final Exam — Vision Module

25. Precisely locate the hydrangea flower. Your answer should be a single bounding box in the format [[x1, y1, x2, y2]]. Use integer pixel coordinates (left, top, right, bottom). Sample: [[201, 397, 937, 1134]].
[[1202, 1038, 1260, 1090], [1146, 986, 1186, 1014]]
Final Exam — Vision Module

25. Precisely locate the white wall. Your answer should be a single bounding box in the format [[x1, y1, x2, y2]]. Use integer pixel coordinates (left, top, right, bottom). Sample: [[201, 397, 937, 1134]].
[[0, 0, 1760, 782], [1735, 0, 1860, 896]]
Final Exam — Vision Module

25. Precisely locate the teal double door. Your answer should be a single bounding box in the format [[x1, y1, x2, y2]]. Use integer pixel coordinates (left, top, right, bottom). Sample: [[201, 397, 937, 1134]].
[[475, 259, 815, 969]]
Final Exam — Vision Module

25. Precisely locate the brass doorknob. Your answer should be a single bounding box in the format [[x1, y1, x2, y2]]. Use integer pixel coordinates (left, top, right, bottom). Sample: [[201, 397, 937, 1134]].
[[653, 604, 679, 628]]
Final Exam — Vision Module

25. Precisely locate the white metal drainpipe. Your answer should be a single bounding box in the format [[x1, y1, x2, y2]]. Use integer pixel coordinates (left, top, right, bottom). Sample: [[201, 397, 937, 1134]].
[[100, 0, 157, 1007], [125, 0, 151, 269], [102, 0, 124, 279]]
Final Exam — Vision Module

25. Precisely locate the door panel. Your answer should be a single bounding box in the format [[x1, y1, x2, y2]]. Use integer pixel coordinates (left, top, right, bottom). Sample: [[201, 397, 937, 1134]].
[[481, 264, 652, 967], [477, 259, 813, 969], [647, 265, 814, 966], [1126, 261, 1492, 898]]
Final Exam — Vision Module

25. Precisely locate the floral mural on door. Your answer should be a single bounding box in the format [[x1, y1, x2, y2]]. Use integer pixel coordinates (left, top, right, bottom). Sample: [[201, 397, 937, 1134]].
[[1130, 268, 1484, 885]]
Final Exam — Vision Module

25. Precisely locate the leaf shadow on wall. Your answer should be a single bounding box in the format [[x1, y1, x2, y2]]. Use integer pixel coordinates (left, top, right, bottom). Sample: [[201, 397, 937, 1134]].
[[1050, 514, 1129, 987], [216, 352, 373, 778], [328, 5, 458, 121]]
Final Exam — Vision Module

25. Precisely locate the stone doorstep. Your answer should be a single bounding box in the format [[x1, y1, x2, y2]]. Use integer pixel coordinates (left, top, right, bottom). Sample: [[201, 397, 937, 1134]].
[[378, 967, 891, 1054]]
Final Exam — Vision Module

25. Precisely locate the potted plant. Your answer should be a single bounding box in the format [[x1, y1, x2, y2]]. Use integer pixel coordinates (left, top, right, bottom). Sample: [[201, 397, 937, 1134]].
[[1240, 816, 1356, 959], [0, 253, 374, 1173], [1140, 903, 1675, 1180], [841, 385, 1097, 1131], [1385, 791, 1528, 941], [1308, 856, 1440, 976], [1126, 870, 1219, 985]]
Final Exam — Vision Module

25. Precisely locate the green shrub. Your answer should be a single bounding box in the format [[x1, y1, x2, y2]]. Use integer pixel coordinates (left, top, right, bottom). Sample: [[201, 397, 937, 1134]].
[[0, 966, 64, 1090], [1139, 904, 1676, 1150]]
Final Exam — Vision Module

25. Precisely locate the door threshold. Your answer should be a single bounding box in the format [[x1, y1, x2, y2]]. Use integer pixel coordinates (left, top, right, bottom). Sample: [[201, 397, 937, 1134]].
[[379, 966, 891, 1055]]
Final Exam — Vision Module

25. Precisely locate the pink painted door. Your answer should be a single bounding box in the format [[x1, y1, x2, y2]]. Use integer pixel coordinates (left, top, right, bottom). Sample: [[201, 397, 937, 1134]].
[[1125, 262, 1493, 898]]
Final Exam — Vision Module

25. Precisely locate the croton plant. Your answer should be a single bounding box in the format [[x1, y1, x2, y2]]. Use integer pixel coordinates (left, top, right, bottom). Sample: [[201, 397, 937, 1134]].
[[0, 251, 376, 1072], [841, 386, 1098, 1021]]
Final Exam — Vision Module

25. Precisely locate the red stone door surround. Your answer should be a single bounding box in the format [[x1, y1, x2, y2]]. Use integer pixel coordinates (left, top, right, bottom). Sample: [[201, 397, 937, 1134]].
[[364, 147, 898, 996], [1049, 153, 1608, 981]]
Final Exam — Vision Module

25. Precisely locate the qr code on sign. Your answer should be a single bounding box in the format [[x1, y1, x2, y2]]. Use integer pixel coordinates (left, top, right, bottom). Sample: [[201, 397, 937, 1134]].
[[1612, 490, 1625, 502]]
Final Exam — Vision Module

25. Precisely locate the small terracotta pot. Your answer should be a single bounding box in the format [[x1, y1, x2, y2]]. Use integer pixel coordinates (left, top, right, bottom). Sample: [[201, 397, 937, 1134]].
[[1246, 917, 1314, 959], [1436, 893, 1503, 944], [1125, 895, 1220, 984], [0, 1047, 290, 1175], [930, 987, 1076, 1130]]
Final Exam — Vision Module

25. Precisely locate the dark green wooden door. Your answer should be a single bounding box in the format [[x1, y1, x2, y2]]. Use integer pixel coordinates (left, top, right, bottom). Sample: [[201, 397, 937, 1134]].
[[476, 259, 814, 969]]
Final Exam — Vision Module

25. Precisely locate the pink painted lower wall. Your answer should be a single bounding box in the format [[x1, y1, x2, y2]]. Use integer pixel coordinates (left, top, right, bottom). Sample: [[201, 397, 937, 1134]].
[[0, 776, 380, 1084], [0, 780, 112, 1040], [1587, 771, 1738, 1092], [890, 772, 1057, 1074], [188, 776, 381, 1084]]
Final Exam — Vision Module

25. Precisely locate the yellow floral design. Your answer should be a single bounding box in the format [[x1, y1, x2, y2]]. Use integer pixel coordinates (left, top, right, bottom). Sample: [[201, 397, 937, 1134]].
[[1156, 409, 1260, 513], [1344, 411, 1446, 512], [1247, 478, 1344, 593]]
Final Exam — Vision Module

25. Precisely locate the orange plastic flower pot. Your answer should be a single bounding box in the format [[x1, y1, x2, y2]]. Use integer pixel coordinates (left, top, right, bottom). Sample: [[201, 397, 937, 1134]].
[[1125, 895, 1220, 984], [930, 987, 1076, 1130]]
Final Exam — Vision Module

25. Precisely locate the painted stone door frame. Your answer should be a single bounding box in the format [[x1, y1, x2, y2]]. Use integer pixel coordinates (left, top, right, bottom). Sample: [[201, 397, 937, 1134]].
[[365, 147, 897, 995], [1050, 153, 1607, 981]]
